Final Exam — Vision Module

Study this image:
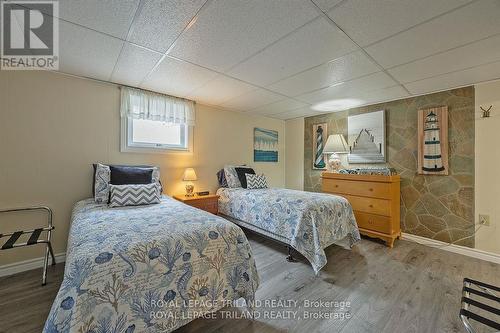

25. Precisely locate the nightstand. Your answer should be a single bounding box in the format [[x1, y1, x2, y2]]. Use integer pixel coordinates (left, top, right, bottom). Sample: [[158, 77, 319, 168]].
[[173, 194, 219, 215]]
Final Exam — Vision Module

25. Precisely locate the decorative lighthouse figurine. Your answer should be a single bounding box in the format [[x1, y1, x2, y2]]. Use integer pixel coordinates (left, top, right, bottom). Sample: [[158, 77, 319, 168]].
[[422, 111, 445, 172]]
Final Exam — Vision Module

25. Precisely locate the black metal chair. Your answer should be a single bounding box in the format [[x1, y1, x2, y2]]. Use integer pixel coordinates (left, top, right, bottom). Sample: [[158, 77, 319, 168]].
[[460, 278, 500, 333], [0, 206, 55, 285]]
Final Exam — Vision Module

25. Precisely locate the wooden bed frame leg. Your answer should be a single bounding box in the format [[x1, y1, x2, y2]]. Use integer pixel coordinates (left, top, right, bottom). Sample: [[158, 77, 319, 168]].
[[286, 246, 297, 262]]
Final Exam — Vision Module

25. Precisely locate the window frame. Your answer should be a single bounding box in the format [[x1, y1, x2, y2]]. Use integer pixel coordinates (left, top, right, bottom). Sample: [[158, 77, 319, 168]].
[[120, 116, 193, 154]]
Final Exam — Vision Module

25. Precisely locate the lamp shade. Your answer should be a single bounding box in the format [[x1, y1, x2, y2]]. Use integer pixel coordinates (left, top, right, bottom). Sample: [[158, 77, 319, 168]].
[[182, 168, 197, 181], [323, 134, 349, 153]]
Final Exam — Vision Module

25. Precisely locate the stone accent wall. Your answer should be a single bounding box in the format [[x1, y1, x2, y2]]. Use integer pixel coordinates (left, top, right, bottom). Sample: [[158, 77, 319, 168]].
[[304, 87, 474, 247]]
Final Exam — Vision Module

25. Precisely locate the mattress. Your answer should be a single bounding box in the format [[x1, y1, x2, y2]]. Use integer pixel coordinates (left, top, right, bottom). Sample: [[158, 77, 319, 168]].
[[217, 187, 360, 274], [44, 196, 259, 333]]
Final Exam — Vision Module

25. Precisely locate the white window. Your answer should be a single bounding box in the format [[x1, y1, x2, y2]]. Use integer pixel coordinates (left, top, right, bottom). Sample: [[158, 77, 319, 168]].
[[120, 87, 195, 154]]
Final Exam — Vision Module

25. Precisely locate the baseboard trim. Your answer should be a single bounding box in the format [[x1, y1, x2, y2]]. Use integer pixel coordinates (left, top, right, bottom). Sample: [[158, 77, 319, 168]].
[[0, 252, 66, 278], [401, 233, 500, 264]]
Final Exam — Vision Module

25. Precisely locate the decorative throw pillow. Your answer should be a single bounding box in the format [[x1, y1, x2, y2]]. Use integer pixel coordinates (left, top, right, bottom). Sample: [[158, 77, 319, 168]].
[[224, 165, 244, 188], [110, 165, 153, 185], [246, 174, 268, 189], [94, 163, 111, 204], [109, 183, 161, 208], [235, 167, 255, 188], [216, 169, 228, 188]]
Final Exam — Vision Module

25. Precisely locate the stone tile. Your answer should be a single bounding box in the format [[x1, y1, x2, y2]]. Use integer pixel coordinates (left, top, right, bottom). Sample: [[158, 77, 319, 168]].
[[458, 187, 473, 206], [418, 214, 447, 234], [428, 177, 460, 197], [401, 186, 420, 209], [421, 193, 450, 217]]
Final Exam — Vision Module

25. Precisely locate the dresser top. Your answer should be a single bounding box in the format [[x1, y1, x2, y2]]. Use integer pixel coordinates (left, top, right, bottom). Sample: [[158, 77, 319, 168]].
[[321, 172, 400, 183]]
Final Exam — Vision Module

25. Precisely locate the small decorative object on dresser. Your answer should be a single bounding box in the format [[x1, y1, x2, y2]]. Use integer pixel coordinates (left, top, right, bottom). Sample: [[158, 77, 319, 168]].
[[173, 194, 219, 215], [182, 168, 197, 196], [323, 134, 349, 172], [321, 172, 401, 247]]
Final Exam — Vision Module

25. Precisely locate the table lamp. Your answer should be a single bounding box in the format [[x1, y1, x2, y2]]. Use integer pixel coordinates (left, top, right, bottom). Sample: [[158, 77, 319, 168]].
[[323, 134, 349, 173], [182, 168, 197, 197]]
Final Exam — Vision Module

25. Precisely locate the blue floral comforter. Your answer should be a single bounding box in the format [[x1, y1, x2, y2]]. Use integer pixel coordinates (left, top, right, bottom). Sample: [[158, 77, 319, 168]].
[[44, 197, 259, 333], [217, 188, 360, 274]]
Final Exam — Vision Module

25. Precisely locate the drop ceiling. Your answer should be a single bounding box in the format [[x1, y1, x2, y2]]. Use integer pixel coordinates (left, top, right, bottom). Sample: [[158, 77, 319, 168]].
[[14, 0, 500, 119]]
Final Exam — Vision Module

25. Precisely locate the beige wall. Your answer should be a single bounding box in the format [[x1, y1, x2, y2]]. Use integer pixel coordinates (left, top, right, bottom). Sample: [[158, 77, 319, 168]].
[[285, 118, 304, 190], [474, 80, 500, 254], [0, 70, 285, 266]]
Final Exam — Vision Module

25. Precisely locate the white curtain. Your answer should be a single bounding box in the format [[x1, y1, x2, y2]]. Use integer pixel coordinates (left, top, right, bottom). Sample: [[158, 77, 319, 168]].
[[120, 87, 195, 126]]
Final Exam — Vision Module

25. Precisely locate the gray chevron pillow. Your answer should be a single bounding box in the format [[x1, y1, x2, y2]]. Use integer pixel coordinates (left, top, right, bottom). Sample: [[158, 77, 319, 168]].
[[109, 183, 161, 208], [246, 173, 268, 189]]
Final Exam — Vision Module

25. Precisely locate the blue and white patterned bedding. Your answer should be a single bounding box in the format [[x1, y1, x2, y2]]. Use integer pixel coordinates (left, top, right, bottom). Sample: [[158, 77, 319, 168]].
[[44, 197, 259, 333], [217, 188, 360, 274]]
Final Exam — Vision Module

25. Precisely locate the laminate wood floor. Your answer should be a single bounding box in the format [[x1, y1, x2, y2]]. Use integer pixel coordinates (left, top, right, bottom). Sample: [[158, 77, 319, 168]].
[[1, 234, 498, 333]]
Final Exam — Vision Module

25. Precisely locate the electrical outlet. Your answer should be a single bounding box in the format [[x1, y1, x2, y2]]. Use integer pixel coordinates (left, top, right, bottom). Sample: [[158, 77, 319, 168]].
[[479, 214, 490, 226]]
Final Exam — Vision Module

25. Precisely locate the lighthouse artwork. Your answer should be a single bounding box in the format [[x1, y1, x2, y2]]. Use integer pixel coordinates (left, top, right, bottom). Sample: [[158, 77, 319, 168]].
[[312, 123, 328, 169], [418, 106, 449, 175]]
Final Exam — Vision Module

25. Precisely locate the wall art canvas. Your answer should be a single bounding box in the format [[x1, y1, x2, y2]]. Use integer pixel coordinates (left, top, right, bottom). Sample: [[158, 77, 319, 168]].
[[348, 110, 386, 163], [312, 123, 328, 170], [254, 128, 278, 162], [418, 106, 449, 175]]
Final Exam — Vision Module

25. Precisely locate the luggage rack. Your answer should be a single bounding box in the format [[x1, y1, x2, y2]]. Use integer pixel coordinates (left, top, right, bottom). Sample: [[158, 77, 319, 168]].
[[0, 206, 55, 285], [460, 278, 500, 333]]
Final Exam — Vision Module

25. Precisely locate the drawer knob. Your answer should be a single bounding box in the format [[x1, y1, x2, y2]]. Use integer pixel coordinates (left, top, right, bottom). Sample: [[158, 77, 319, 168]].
[[369, 204, 373, 208], [335, 185, 339, 188], [368, 220, 374, 224], [369, 188, 374, 191]]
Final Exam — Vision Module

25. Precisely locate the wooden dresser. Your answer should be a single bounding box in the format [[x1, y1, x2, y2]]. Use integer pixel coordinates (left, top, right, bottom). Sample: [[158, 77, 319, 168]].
[[321, 173, 401, 247]]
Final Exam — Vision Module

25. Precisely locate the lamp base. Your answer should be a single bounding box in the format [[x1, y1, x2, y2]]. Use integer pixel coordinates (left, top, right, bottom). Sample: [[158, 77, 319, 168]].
[[185, 184, 195, 197], [327, 153, 343, 173]]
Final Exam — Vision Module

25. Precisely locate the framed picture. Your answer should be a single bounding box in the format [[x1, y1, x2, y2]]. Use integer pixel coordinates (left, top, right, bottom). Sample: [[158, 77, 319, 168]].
[[312, 123, 328, 170], [348, 110, 386, 163], [254, 128, 278, 162], [418, 106, 449, 175]]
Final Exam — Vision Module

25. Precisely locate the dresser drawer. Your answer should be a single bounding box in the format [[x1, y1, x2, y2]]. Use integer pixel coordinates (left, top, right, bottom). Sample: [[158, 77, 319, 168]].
[[190, 200, 218, 214], [340, 194, 391, 216], [355, 211, 392, 234], [322, 179, 391, 199]]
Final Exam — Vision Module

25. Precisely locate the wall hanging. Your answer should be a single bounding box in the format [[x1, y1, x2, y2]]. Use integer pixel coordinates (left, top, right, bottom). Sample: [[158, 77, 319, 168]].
[[417, 106, 449, 175], [254, 128, 278, 162], [312, 123, 328, 169], [347, 110, 386, 163]]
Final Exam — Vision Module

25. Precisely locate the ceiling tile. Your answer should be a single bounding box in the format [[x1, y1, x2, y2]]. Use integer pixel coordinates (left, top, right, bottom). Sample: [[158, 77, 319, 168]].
[[267, 50, 379, 97], [169, 0, 319, 72], [141, 56, 218, 98], [296, 72, 397, 104], [228, 17, 358, 86], [187, 75, 256, 105], [354, 85, 410, 105], [220, 88, 285, 112], [328, 0, 472, 46], [388, 34, 500, 84], [111, 43, 162, 86], [250, 99, 308, 116], [404, 60, 500, 95], [26, 0, 139, 39], [311, 0, 345, 12], [59, 21, 123, 81], [271, 107, 324, 120], [366, 0, 500, 68], [128, 0, 206, 53]]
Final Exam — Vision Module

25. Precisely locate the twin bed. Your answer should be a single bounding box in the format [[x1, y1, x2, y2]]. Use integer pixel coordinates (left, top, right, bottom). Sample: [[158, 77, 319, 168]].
[[45, 167, 360, 333]]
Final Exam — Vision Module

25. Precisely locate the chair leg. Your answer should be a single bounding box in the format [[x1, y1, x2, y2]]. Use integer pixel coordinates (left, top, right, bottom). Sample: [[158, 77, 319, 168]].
[[48, 242, 56, 266], [42, 243, 50, 286]]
